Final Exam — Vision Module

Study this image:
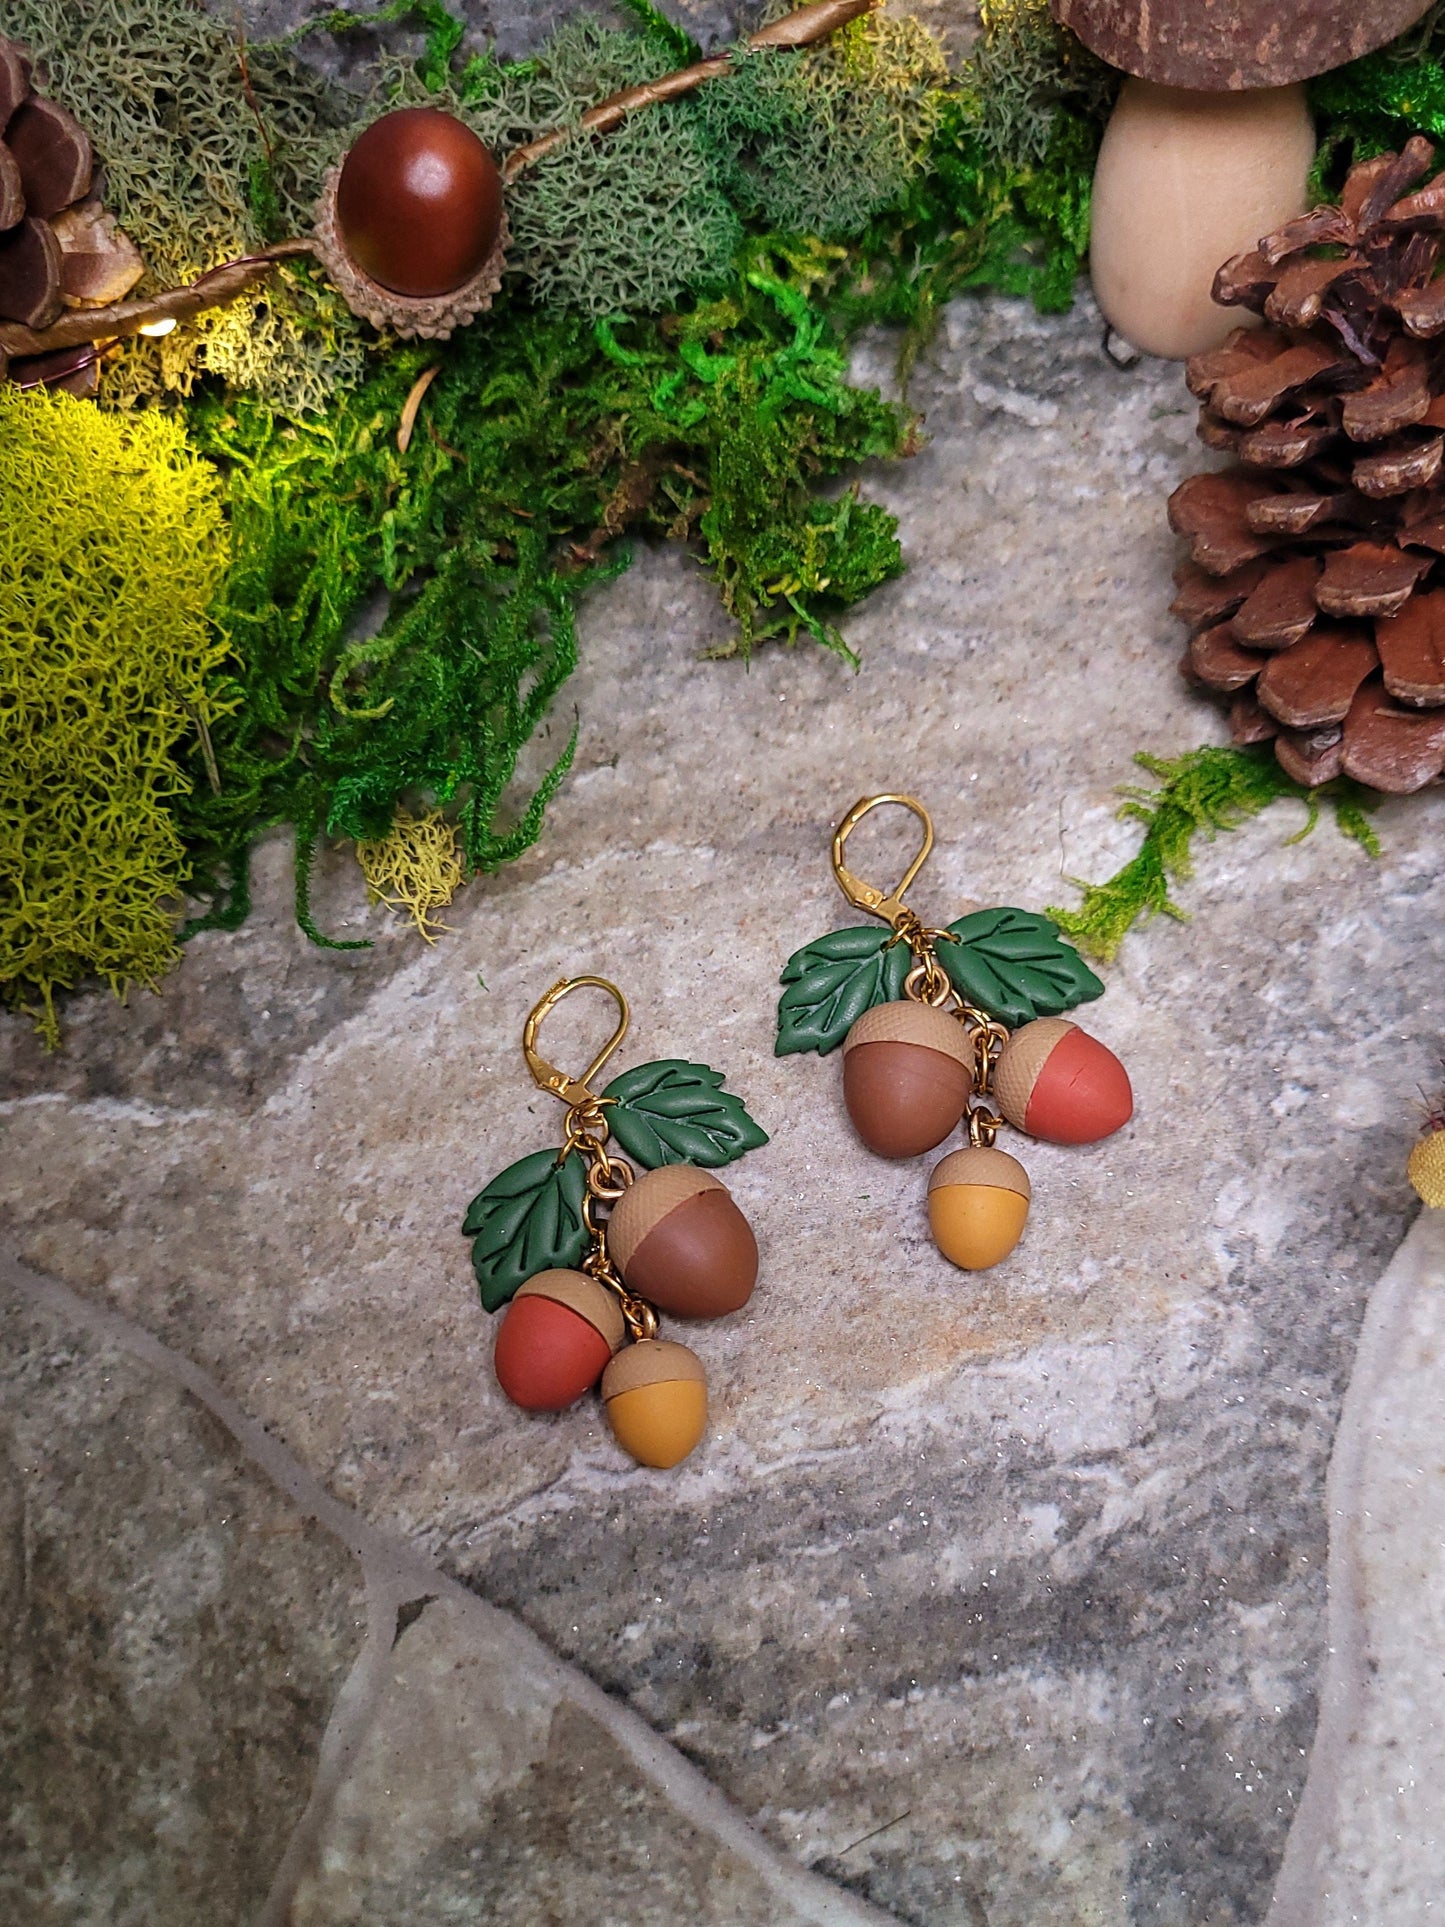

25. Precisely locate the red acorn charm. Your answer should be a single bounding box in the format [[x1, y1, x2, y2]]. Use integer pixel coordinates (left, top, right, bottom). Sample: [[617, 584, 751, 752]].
[[493, 1269, 624, 1412], [993, 1018, 1132, 1145]]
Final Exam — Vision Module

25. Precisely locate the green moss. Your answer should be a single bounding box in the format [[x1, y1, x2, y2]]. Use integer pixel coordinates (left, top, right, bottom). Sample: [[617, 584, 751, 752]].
[[0, 390, 228, 1041], [1047, 748, 1380, 962], [177, 257, 914, 931], [694, 10, 946, 240]]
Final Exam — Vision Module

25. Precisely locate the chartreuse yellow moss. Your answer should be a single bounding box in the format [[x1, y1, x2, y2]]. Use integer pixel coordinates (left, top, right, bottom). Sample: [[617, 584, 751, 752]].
[[0, 389, 228, 1044], [355, 807, 465, 942]]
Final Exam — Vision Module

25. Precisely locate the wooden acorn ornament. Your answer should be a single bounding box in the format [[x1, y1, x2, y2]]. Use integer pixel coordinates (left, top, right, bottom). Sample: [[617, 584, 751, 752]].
[[462, 975, 768, 1469], [315, 107, 510, 340], [777, 793, 1134, 1275]]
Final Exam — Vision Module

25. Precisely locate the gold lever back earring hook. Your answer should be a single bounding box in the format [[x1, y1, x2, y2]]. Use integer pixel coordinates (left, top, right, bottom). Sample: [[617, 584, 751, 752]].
[[522, 975, 631, 1108], [831, 793, 935, 926]]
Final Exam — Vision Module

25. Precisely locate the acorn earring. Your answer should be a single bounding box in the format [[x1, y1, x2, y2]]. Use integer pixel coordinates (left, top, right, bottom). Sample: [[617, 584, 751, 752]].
[[776, 795, 1133, 1270], [462, 976, 768, 1469]]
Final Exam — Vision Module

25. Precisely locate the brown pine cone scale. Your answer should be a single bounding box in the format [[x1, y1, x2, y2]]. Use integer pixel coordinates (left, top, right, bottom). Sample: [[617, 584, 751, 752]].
[[1170, 143, 1445, 790]]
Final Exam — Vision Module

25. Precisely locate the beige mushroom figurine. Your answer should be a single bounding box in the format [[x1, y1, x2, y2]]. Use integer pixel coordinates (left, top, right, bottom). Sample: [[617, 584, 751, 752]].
[[1052, 0, 1436, 358]]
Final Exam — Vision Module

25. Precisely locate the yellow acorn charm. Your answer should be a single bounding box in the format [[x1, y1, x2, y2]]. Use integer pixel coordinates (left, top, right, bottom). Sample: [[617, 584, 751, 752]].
[[1409, 1081, 1445, 1208], [601, 1338, 708, 1469], [928, 1145, 1031, 1270]]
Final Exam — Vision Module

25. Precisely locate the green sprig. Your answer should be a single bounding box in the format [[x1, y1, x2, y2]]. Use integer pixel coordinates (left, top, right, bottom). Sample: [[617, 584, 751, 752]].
[[1047, 748, 1381, 963]]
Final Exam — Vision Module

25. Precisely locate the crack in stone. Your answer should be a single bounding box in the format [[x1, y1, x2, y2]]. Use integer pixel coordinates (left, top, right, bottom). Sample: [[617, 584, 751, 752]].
[[0, 1241, 903, 1927]]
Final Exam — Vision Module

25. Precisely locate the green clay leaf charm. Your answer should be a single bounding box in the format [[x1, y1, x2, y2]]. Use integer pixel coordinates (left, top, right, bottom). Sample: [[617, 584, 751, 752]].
[[775, 924, 910, 1056], [463, 1148, 588, 1313], [940, 908, 1104, 1029], [603, 1060, 769, 1169]]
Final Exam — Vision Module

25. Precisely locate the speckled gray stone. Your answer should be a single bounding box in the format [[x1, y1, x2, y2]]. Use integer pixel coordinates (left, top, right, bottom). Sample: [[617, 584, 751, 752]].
[[0, 1286, 366, 1927], [4, 281, 1442, 1923]]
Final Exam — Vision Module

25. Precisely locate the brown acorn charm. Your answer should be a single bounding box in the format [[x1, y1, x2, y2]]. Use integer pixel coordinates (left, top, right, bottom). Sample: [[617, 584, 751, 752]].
[[606, 1165, 757, 1318], [462, 976, 768, 1469], [842, 1000, 973, 1158], [778, 793, 1134, 1275]]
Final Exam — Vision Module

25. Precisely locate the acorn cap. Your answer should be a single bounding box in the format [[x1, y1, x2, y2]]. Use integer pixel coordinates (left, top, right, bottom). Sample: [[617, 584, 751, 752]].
[[993, 1017, 1076, 1130], [928, 1146, 1032, 1201], [843, 999, 973, 1068], [606, 1165, 725, 1277], [1051, 0, 1434, 90], [512, 1268, 625, 1353], [602, 1338, 707, 1400]]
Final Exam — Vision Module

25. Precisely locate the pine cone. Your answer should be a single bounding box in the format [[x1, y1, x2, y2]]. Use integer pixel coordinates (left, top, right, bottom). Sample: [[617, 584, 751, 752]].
[[1169, 136, 1445, 793], [0, 36, 143, 393]]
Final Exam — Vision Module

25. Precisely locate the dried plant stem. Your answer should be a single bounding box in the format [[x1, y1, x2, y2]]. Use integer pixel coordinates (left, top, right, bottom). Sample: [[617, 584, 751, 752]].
[[0, 238, 316, 358], [502, 0, 878, 181]]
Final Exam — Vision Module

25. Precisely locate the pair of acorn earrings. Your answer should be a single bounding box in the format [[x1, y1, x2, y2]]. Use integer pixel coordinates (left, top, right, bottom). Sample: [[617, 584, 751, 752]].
[[463, 794, 1134, 1471]]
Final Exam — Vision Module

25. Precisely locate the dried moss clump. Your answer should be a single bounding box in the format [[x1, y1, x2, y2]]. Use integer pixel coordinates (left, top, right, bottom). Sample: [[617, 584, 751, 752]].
[[0, 389, 229, 1042], [696, 9, 947, 239], [6, 0, 370, 414]]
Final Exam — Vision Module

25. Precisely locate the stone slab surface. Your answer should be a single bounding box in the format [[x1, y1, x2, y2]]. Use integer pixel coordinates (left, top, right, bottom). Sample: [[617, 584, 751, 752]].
[[4, 285, 1442, 1922], [1267, 1208, 1445, 1927], [0, 1282, 365, 1926]]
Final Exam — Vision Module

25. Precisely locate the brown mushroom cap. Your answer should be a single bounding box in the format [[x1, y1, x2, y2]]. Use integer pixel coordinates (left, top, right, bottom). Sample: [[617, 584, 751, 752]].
[[1052, 0, 1435, 91]]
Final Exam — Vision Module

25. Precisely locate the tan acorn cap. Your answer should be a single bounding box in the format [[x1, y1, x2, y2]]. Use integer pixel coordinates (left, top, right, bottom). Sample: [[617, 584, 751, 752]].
[[602, 1338, 707, 1400], [607, 1164, 725, 1276], [928, 1146, 1032, 1201], [513, 1269, 625, 1352], [993, 1018, 1076, 1131], [843, 999, 973, 1067], [1052, 0, 1434, 91]]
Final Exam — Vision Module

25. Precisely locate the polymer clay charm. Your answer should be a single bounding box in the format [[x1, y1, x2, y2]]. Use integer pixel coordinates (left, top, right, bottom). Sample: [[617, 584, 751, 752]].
[[463, 976, 767, 1468], [777, 793, 1133, 1272]]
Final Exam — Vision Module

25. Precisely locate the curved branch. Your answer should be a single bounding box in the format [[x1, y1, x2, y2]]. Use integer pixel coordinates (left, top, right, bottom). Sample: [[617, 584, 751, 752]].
[[0, 237, 316, 359], [502, 0, 879, 182]]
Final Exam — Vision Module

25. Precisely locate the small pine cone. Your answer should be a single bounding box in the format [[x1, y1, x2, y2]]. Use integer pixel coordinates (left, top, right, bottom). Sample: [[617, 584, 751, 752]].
[[0, 36, 144, 388], [1169, 136, 1445, 793]]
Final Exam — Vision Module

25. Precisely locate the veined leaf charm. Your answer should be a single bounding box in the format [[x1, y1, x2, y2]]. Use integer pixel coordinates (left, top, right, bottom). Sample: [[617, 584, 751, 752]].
[[463, 1147, 588, 1312], [775, 924, 910, 1056], [940, 908, 1103, 1029], [603, 1059, 769, 1169]]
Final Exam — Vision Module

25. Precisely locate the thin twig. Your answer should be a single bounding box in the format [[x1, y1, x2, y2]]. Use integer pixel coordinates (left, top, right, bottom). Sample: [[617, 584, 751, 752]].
[[397, 362, 442, 453], [0, 239, 316, 357], [503, 0, 877, 181], [235, 8, 275, 169], [836, 1810, 913, 1857], [187, 702, 223, 798]]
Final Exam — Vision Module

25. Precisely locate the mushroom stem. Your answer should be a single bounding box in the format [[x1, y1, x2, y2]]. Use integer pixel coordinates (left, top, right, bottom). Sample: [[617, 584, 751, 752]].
[[1088, 77, 1316, 360], [502, 0, 878, 181]]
